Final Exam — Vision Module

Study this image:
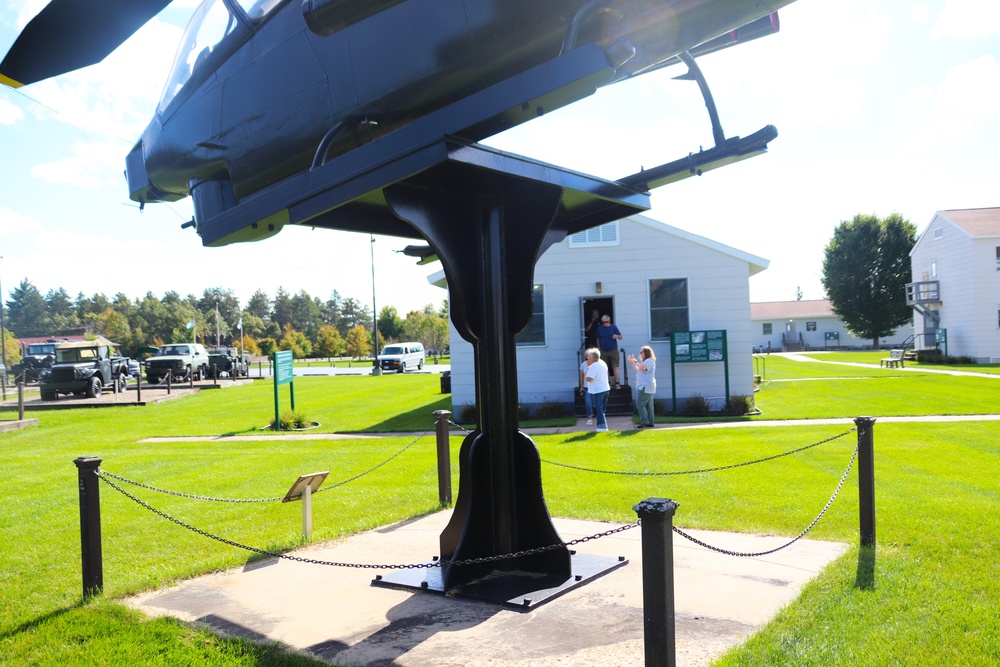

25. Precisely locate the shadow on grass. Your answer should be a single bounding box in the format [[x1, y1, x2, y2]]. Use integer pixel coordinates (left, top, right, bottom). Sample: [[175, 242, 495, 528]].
[[855, 546, 876, 590], [0, 601, 84, 640], [366, 395, 454, 432]]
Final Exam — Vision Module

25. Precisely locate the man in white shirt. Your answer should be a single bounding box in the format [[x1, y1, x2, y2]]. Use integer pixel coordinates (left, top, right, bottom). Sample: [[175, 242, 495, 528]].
[[584, 348, 611, 432]]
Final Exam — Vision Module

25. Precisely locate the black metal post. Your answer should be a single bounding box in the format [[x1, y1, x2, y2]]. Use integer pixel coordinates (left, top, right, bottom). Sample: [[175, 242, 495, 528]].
[[633, 497, 679, 667], [854, 416, 876, 547], [167, 370, 172, 394], [17, 373, 25, 420], [433, 410, 453, 507], [212, 363, 218, 385], [74, 456, 103, 598], [136, 367, 142, 402]]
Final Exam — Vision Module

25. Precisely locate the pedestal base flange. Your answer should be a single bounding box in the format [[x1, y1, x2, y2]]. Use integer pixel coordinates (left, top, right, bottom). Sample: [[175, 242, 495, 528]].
[[372, 552, 628, 611]]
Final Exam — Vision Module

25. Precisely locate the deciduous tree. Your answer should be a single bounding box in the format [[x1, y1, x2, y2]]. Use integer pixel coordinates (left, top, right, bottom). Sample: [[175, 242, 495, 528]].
[[344, 324, 371, 360], [821, 213, 916, 348]]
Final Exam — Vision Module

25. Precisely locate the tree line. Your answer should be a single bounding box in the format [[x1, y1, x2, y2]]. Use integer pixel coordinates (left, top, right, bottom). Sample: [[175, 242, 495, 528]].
[[1, 280, 448, 363]]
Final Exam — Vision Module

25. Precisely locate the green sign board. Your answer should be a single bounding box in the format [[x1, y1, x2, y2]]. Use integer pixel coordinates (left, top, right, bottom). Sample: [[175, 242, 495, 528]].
[[934, 328, 947, 344], [273, 350, 296, 431], [824, 332, 840, 341], [671, 330, 727, 363], [274, 350, 294, 385], [669, 330, 729, 413]]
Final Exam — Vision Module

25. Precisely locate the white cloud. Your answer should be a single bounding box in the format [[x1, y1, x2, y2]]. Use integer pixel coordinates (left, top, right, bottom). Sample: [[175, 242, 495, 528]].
[[0, 97, 22, 124], [29, 139, 124, 188], [936, 55, 1000, 118], [931, 0, 1000, 38], [0, 207, 41, 234]]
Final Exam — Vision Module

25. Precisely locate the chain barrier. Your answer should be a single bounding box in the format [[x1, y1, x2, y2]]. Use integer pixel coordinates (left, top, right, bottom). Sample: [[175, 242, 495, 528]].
[[541, 427, 856, 477], [449, 419, 472, 433], [97, 469, 637, 569], [672, 442, 860, 557], [98, 424, 434, 503]]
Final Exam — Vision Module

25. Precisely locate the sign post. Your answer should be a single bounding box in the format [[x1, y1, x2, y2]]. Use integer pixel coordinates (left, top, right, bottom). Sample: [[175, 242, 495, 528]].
[[935, 328, 948, 358], [282, 472, 329, 541], [273, 350, 295, 430], [669, 330, 728, 413]]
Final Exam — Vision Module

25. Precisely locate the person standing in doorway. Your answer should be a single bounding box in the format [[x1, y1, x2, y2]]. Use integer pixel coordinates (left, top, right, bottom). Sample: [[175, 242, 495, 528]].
[[629, 346, 657, 428], [578, 357, 595, 425], [597, 315, 623, 389], [584, 348, 611, 432], [584, 309, 600, 350]]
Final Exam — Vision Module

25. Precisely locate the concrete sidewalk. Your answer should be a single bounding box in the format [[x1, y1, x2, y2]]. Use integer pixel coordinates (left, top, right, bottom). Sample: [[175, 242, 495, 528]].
[[127, 510, 848, 666]]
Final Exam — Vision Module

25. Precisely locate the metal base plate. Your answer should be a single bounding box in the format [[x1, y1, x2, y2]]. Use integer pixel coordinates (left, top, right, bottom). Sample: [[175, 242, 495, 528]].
[[372, 552, 628, 611]]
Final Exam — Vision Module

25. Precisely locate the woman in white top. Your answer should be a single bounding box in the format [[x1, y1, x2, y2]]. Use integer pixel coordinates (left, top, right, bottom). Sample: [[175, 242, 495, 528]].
[[628, 345, 657, 428], [584, 347, 611, 431]]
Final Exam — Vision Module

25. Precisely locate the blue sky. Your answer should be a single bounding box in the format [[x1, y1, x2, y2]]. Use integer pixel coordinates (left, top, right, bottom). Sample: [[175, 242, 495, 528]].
[[1, 0, 998, 316]]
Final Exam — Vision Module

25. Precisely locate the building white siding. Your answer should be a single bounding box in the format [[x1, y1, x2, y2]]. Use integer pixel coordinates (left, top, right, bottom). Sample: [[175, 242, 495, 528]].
[[750, 303, 911, 351], [443, 215, 766, 414], [910, 209, 1000, 362]]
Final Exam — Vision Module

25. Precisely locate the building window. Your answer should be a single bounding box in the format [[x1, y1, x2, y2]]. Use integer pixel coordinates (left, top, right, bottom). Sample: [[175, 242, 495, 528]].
[[762, 323, 772, 335], [995, 246, 999, 271], [569, 221, 619, 247], [806, 321, 817, 332], [515, 284, 545, 346], [649, 279, 689, 341], [934, 228, 943, 239], [931, 260, 937, 278]]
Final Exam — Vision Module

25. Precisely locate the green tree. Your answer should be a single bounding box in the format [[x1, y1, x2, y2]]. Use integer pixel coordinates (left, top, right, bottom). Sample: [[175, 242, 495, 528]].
[[246, 289, 271, 322], [344, 324, 371, 360], [279, 323, 312, 358], [5, 279, 48, 337], [377, 305, 403, 341], [821, 212, 917, 348], [1, 328, 21, 370], [100, 308, 131, 347], [257, 337, 278, 357], [314, 325, 345, 358]]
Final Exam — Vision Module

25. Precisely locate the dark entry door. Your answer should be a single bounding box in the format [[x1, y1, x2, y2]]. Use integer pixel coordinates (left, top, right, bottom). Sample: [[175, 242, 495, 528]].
[[581, 297, 613, 350]]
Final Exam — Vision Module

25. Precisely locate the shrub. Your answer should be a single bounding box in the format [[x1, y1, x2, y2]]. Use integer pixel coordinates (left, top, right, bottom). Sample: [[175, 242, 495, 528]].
[[457, 403, 477, 425], [681, 394, 711, 417], [534, 400, 568, 420], [271, 410, 309, 430], [724, 394, 751, 416], [653, 398, 671, 415], [518, 404, 532, 420]]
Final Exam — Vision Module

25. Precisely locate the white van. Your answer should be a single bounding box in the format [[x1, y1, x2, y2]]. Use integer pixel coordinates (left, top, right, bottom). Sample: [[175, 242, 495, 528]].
[[379, 342, 425, 373]]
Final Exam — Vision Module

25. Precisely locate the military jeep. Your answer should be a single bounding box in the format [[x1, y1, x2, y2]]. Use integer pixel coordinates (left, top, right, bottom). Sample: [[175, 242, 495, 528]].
[[10, 341, 57, 383], [206, 347, 250, 379], [145, 343, 210, 383], [38, 337, 130, 400]]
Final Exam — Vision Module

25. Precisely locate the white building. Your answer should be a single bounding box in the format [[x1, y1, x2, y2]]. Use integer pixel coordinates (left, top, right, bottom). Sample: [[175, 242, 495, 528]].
[[907, 208, 1000, 363], [750, 300, 911, 351], [434, 214, 768, 413]]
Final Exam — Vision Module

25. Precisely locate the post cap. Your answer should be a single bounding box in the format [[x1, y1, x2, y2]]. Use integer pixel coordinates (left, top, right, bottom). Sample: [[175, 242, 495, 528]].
[[633, 497, 679, 516]]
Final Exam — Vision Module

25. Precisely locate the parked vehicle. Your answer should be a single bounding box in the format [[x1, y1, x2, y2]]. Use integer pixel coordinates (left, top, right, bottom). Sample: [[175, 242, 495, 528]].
[[38, 337, 130, 400], [10, 341, 58, 383], [206, 347, 249, 378], [379, 342, 425, 373], [145, 343, 211, 383]]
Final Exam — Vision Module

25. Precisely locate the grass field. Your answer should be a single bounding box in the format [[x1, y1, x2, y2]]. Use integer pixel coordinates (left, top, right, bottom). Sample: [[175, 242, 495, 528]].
[[1, 365, 997, 665]]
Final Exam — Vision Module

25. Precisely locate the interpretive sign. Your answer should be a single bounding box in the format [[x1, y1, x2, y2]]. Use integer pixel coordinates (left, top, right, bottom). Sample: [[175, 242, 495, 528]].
[[273, 350, 296, 431], [672, 330, 727, 363], [669, 330, 730, 412]]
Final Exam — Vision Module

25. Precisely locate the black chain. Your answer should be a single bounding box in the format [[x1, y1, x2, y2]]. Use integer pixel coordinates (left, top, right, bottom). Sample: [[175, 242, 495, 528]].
[[541, 427, 856, 476], [98, 425, 432, 503], [97, 470, 637, 569], [671, 442, 860, 557]]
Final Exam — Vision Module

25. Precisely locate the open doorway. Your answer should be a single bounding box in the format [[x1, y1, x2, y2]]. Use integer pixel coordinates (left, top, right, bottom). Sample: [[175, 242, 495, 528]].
[[581, 297, 614, 350]]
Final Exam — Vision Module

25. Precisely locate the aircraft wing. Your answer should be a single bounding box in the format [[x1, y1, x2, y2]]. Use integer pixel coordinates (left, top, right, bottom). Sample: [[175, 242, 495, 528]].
[[0, 0, 171, 88]]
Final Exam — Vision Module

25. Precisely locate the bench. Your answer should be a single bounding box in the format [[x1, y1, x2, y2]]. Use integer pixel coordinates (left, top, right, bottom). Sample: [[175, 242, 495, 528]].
[[881, 349, 905, 368]]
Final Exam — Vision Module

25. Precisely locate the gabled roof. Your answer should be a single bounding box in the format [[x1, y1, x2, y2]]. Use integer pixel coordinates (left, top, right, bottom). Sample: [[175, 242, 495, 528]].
[[750, 299, 835, 320], [915, 208, 1000, 252], [939, 208, 1000, 237], [629, 214, 770, 275], [427, 214, 770, 287]]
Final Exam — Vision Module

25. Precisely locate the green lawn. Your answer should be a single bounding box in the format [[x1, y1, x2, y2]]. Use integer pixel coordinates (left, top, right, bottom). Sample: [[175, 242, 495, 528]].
[[1, 370, 998, 665]]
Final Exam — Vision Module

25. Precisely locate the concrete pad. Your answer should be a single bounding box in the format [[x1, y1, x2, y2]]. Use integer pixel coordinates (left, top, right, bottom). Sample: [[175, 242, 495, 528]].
[[127, 511, 847, 666]]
